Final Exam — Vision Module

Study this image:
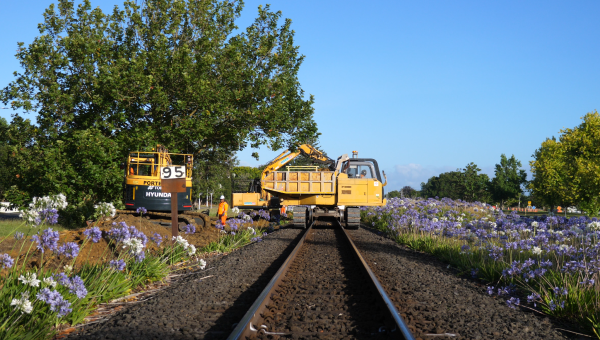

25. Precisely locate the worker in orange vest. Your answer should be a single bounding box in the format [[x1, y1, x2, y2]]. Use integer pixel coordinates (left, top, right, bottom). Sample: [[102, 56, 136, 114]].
[[218, 195, 228, 226]]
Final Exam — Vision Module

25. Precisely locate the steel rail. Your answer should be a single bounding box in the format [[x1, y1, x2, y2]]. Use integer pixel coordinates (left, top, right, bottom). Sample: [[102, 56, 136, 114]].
[[338, 221, 416, 340], [227, 222, 315, 340], [227, 220, 416, 340]]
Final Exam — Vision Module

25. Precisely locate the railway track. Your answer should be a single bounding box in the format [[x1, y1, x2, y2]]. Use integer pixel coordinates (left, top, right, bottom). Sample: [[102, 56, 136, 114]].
[[228, 219, 415, 340]]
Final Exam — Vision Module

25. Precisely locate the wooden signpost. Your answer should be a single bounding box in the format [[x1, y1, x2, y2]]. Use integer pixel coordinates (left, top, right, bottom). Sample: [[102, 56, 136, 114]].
[[161, 166, 187, 237]]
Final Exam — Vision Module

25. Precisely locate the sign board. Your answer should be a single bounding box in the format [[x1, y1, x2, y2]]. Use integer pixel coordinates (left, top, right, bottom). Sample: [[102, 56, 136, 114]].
[[161, 166, 186, 179], [161, 167, 187, 237], [161, 178, 187, 193]]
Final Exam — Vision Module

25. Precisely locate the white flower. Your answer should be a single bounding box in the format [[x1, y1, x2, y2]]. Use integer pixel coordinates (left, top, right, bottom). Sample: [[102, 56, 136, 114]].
[[489, 222, 497, 228], [481, 217, 488, 221], [198, 259, 206, 270], [431, 218, 438, 223], [587, 221, 600, 232], [43, 277, 57, 288], [559, 244, 571, 252], [440, 217, 448, 221], [499, 231, 506, 236], [123, 238, 144, 255], [242, 215, 252, 222], [454, 222, 462, 227], [187, 245, 196, 257], [532, 247, 542, 255], [231, 207, 240, 214], [491, 231, 498, 235], [64, 265, 73, 273], [172, 236, 190, 249], [94, 202, 116, 218], [11, 292, 33, 314], [457, 217, 463, 222], [531, 221, 539, 228], [461, 213, 466, 217], [19, 193, 68, 226], [522, 229, 531, 233], [18, 273, 41, 287], [556, 231, 564, 236]]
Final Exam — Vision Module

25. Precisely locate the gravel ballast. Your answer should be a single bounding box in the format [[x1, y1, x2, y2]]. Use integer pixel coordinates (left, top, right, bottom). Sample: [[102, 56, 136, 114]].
[[348, 227, 583, 340], [68, 228, 303, 340], [255, 226, 396, 339], [67, 225, 587, 340]]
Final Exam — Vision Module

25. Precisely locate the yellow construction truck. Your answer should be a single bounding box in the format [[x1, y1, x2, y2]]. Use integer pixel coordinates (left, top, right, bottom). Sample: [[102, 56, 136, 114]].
[[232, 145, 387, 229]]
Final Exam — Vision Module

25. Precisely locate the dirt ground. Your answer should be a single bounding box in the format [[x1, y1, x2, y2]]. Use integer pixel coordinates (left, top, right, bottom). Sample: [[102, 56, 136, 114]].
[[0, 213, 269, 273]]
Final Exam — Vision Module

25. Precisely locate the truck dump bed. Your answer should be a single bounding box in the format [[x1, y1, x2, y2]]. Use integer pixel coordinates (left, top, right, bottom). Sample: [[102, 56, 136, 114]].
[[263, 170, 336, 194]]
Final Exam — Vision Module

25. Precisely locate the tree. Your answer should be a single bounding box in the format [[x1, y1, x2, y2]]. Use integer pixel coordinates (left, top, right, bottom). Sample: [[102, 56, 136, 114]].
[[420, 163, 490, 202], [1, 0, 318, 208], [490, 154, 527, 209], [386, 190, 401, 198], [533, 111, 600, 215], [528, 137, 570, 212], [420, 171, 463, 200], [461, 162, 491, 203], [400, 186, 417, 198]]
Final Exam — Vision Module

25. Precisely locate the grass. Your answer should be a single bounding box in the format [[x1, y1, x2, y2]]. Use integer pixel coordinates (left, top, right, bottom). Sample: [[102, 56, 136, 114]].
[[0, 219, 67, 237]]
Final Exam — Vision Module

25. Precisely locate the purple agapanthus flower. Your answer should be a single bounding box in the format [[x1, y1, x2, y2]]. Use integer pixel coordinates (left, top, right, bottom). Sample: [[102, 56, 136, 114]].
[[83, 227, 102, 243], [37, 288, 72, 317], [1, 253, 14, 269], [251, 237, 262, 242], [109, 259, 126, 271], [107, 225, 130, 243], [64, 275, 87, 299], [54, 272, 70, 286], [506, 297, 520, 309], [31, 228, 60, 253], [40, 208, 59, 225], [150, 233, 163, 246], [136, 207, 147, 215], [181, 224, 196, 234], [14, 232, 24, 240], [57, 242, 80, 259], [134, 252, 145, 263], [55, 273, 87, 299]]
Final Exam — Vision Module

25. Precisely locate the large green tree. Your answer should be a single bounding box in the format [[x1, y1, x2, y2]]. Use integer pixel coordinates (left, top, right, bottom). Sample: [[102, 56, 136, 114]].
[[489, 154, 527, 209], [1, 0, 318, 207], [528, 137, 570, 212], [530, 111, 600, 215]]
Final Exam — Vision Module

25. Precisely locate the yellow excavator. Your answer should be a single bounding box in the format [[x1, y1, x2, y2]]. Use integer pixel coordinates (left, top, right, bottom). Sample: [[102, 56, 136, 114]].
[[232, 145, 387, 229], [121, 145, 210, 228]]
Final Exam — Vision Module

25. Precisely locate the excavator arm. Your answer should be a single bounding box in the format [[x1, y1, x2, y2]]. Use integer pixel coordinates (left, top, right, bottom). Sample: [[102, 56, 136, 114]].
[[262, 144, 333, 180], [259, 144, 334, 201]]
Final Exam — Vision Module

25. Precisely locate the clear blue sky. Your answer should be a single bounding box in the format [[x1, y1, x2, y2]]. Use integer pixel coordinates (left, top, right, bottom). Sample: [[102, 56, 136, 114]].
[[1, 1, 599, 191]]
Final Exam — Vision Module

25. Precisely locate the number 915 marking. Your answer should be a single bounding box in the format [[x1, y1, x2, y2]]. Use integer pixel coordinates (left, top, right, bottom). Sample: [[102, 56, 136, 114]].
[[161, 166, 186, 179]]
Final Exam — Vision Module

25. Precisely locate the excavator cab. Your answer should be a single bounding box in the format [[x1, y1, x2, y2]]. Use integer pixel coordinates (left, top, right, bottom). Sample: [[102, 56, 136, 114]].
[[340, 160, 381, 181]]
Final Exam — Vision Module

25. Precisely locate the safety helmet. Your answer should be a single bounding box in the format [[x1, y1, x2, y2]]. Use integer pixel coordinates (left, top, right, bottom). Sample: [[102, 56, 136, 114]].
[[361, 170, 367, 176], [220, 195, 225, 199]]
